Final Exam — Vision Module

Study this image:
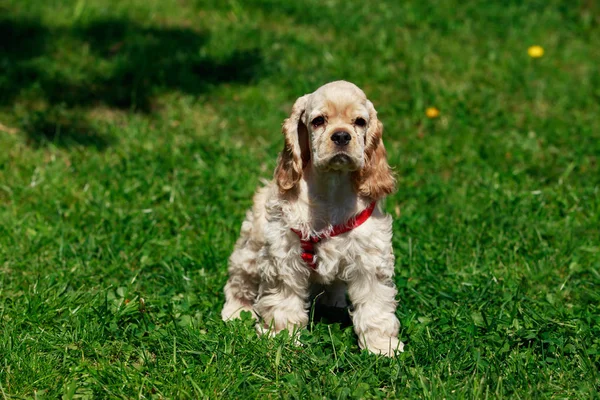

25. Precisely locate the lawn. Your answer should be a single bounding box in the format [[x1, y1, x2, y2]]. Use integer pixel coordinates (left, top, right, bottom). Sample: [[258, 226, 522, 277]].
[[1, 0, 599, 398]]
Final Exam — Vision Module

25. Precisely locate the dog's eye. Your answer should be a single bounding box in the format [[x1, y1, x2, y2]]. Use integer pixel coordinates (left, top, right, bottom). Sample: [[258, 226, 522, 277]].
[[355, 117, 367, 127], [311, 116, 325, 127]]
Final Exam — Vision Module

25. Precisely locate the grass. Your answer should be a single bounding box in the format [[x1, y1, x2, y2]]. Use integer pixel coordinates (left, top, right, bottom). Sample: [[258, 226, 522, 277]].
[[1, 0, 599, 398]]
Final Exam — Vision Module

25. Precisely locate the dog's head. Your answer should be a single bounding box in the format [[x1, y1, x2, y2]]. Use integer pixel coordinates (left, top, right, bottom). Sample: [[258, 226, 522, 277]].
[[275, 81, 395, 200]]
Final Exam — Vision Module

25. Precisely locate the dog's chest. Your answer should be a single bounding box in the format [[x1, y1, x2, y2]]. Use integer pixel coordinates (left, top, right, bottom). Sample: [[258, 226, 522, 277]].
[[306, 233, 363, 282]]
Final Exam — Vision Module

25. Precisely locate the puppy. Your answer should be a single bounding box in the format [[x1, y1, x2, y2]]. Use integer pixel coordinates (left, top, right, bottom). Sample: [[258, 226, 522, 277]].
[[221, 81, 403, 356]]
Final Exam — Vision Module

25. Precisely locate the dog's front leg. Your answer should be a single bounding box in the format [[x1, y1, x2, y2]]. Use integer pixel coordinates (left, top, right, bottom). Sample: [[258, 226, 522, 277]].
[[347, 271, 403, 357], [254, 266, 310, 338]]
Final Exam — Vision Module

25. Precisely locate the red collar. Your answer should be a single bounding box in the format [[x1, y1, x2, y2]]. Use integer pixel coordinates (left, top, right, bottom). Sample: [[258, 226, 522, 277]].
[[291, 202, 377, 270]]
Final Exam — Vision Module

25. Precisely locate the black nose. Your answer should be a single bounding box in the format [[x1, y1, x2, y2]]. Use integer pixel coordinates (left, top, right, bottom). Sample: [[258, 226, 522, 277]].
[[331, 131, 351, 146]]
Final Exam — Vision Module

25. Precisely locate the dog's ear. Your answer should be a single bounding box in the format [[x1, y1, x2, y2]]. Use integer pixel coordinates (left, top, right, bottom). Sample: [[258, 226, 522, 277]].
[[352, 100, 396, 200], [275, 94, 310, 193]]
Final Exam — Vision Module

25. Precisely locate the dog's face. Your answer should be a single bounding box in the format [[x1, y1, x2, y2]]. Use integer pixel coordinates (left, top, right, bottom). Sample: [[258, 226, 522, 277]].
[[275, 80, 395, 200], [303, 83, 370, 172]]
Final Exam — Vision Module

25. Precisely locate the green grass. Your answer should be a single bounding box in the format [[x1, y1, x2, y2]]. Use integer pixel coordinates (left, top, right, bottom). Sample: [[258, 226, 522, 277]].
[[1, 0, 599, 398]]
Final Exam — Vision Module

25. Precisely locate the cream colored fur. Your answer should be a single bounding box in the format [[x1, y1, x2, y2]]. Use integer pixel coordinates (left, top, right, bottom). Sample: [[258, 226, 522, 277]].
[[221, 81, 403, 356]]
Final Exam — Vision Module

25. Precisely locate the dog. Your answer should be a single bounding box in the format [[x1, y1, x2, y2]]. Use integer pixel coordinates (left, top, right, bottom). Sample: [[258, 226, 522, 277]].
[[221, 81, 403, 356]]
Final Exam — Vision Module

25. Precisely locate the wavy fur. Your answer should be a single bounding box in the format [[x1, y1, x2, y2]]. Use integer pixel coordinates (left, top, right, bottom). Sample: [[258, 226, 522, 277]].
[[222, 81, 403, 356]]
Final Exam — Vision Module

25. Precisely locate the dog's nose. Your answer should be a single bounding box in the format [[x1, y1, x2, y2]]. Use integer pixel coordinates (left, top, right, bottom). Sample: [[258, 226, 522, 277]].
[[331, 131, 351, 146]]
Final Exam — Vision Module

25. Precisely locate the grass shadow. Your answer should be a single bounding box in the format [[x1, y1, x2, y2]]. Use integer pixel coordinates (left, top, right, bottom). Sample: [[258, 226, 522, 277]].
[[0, 15, 264, 149], [310, 303, 353, 329], [20, 108, 113, 150], [0, 17, 49, 107]]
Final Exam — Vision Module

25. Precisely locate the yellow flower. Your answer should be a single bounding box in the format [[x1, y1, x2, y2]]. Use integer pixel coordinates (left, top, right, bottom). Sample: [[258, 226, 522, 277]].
[[426, 107, 440, 118], [528, 45, 544, 58]]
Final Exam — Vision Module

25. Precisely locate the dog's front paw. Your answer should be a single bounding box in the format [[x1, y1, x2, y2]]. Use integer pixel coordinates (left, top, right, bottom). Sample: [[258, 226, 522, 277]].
[[360, 332, 404, 357], [222, 299, 258, 321], [255, 322, 304, 346]]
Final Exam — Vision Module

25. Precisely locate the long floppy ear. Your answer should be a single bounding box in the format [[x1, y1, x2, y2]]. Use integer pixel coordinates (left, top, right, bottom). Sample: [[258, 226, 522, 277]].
[[275, 94, 310, 193], [352, 100, 396, 200]]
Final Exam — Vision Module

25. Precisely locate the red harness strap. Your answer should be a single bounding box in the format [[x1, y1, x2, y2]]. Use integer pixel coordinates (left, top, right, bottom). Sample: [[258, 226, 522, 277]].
[[290, 202, 377, 270]]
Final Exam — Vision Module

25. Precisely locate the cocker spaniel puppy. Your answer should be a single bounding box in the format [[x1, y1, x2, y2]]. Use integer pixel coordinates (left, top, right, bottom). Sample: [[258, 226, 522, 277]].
[[221, 81, 403, 356]]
